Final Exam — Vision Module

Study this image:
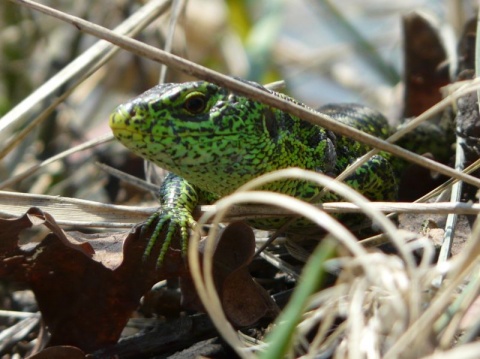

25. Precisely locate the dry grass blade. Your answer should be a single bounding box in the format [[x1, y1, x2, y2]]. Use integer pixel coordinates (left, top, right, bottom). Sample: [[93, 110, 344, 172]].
[[2, 189, 480, 229], [0, 310, 38, 319], [434, 137, 465, 283], [159, 0, 186, 83], [383, 217, 480, 358], [436, 267, 480, 348], [0, 315, 40, 352], [419, 342, 480, 359], [0, 134, 113, 189], [0, 190, 151, 227]]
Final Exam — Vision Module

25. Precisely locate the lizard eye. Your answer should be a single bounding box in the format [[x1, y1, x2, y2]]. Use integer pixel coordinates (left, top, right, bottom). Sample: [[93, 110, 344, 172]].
[[184, 92, 207, 114]]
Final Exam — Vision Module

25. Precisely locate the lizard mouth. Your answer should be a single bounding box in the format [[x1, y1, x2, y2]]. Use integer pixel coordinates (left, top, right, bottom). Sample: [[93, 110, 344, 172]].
[[109, 111, 239, 141], [111, 126, 238, 140]]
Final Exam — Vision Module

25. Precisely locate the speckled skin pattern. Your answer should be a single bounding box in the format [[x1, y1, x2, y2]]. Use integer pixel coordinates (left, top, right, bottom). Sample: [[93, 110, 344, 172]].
[[109, 80, 398, 264]]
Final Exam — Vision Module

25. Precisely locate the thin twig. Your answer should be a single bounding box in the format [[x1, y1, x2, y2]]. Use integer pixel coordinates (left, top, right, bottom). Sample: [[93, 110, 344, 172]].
[[3, 189, 480, 228], [0, 134, 113, 189]]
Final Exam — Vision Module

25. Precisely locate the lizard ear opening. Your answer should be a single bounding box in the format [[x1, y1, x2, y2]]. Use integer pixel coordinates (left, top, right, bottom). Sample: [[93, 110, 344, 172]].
[[184, 92, 208, 114]]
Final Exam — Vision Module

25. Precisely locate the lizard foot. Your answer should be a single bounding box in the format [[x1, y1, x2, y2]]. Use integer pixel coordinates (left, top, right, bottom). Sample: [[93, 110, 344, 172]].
[[141, 207, 196, 268]]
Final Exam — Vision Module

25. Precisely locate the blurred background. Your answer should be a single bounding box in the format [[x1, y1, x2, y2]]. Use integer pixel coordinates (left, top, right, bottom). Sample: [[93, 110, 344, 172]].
[[0, 0, 476, 203]]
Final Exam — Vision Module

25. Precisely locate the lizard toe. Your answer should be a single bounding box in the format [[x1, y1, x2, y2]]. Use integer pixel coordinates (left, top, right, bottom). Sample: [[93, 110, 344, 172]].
[[141, 207, 196, 267]]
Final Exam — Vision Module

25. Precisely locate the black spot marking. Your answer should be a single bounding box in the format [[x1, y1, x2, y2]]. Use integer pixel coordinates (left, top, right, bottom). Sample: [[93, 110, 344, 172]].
[[263, 107, 278, 140], [150, 101, 164, 113]]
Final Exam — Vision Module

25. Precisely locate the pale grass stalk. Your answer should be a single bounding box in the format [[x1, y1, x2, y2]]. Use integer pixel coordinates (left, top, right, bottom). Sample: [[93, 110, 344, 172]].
[[347, 279, 368, 359], [437, 266, 480, 348], [303, 299, 343, 357], [384, 230, 480, 358], [0, 134, 113, 189], [4, 188, 480, 228], [419, 342, 480, 359], [159, 0, 186, 83]]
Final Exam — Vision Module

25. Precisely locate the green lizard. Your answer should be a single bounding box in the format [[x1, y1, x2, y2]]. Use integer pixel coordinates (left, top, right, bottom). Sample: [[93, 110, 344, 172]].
[[109, 80, 448, 265]]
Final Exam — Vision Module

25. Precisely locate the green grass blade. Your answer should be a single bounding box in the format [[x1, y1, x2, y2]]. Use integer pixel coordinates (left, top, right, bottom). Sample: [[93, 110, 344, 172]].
[[259, 239, 337, 359]]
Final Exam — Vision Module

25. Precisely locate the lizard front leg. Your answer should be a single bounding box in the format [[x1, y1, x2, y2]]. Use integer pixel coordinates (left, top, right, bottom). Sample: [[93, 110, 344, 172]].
[[143, 173, 199, 267]]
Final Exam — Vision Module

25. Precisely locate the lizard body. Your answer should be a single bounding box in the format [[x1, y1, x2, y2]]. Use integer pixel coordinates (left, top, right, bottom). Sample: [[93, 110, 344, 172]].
[[109, 80, 445, 264]]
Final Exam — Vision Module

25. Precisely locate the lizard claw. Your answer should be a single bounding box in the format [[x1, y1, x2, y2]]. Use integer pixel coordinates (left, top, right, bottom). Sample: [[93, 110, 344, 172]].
[[141, 207, 196, 268]]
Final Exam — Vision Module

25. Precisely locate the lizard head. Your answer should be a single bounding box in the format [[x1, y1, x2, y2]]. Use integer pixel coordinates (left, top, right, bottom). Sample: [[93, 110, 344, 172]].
[[109, 81, 281, 194]]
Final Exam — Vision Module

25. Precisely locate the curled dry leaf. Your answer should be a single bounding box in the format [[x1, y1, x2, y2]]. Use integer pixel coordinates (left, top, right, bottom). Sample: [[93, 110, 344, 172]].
[[402, 12, 449, 117], [0, 209, 276, 353], [181, 222, 279, 327], [0, 207, 185, 352]]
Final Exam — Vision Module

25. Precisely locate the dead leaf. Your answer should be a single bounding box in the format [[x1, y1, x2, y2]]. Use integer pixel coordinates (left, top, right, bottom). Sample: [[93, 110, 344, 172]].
[[181, 222, 279, 327], [0, 207, 185, 352], [0, 209, 276, 352], [403, 12, 449, 117]]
